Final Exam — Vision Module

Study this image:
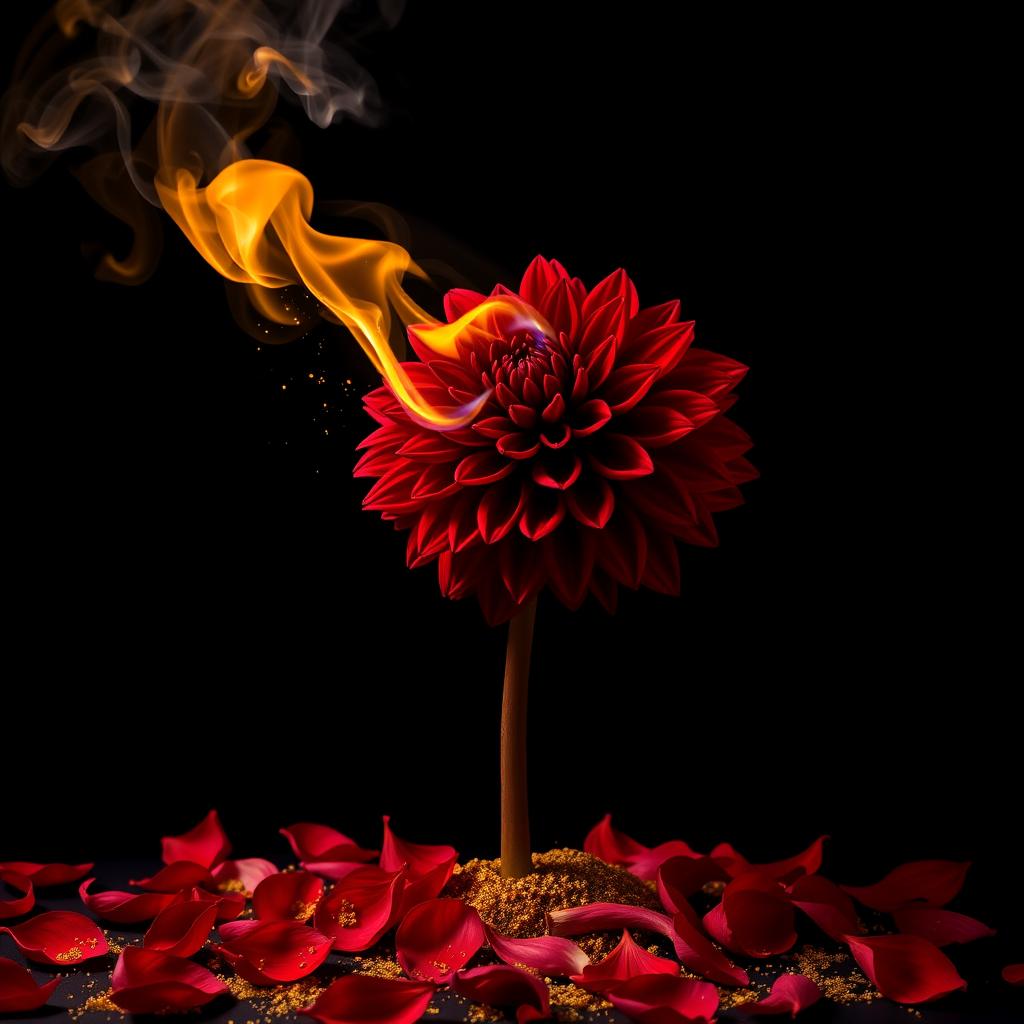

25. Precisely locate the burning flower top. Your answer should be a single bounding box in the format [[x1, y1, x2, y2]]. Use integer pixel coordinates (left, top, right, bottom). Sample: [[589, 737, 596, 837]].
[[356, 256, 756, 624]]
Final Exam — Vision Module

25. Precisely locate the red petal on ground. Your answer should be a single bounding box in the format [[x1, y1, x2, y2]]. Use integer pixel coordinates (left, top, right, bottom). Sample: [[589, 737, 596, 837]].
[[211, 858, 278, 896], [395, 898, 485, 983], [380, 817, 459, 881], [253, 871, 324, 923], [303, 975, 436, 1024], [79, 878, 178, 923], [129, 861, 214, 892], [450, 964, 550, 1023], [143, 898, 219, 957], [110, 946, 227, 1012], [893, 908, 996, 946], [314, 865, 407, 952], [845, 934, 967, 1003], [609, 975, 719, 1024], [583, 816, 697, 881], [161, 810, 232, 869], [671, 907, 750, 987], [302, 860, 371, 883], [735, 973, 821, 1017], [841, 861, 971, 912], [398, 856, 460, 917], [1003, 964, 1024, 985], [0, 910, 108, 965], [484, 924, 590, 976], [748, 837, 829, 884], [0, 862, 93, 887], [657, 857, 728, 913], [716, 872, 797, 957], [787, 875, 862, 941], [213, 919, 331, 985], [281, 823, 378, 865], [548, 903, 675, 942], [571, 929, 679, 993], [0, 956, 60, 1012], [0, 871, 34, 919]]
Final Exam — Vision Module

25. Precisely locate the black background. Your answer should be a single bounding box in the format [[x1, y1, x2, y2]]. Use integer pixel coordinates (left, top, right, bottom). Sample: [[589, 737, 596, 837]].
[[2, 0, 1016, 961]]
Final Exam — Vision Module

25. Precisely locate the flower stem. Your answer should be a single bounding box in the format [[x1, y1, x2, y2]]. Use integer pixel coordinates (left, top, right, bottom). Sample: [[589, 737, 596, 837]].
[[500, 596, 537, 878]]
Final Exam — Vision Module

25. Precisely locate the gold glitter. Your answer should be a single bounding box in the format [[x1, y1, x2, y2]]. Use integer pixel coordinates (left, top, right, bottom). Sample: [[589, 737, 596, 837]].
[[217, 974, 325, 1016], [56, 948, 83, 962], [69, 988, 122, 1020], [548, 982, 611, 1012], [467, 1004, 502, 1022], [334, 898, 358, 927], [219, 878, 249, 894], [425, 1006, 440, 1015], [446, 849, 660, 937], [291, 899, 318, 920], [354, 956, 404, 979], [717, 985, 763, 1010], [793, 946, 879, 1004]]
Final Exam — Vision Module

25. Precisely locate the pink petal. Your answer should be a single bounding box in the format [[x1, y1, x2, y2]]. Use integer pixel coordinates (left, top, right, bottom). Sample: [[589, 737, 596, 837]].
[[161, 810, 232, 869], [571, 929, 679, 993], [0, 862, 93, 887], [129, 861, 215, 892], [484, 924, 590, 977], [253, 871, 324, 922], [671, 908, 750, 986], [302, 860, 372, 883], [609, 975, 719, 1024], [211, 857, 278, 896], [79, 878, 179, 923], [1002, 964, 1024, 985], [396, 898, 485, 983], [212, 919, 332, 985], [143, 898, 220, 957], [787, 875, 862, 941], [0, 910, 108, 965], [0, 871, 34, 920], [111, 946, 228, 1012], [845, 934, 966, 1004], [548, 902, 675, 942], [657, 857, 728, 913], [314, 865, 407, 952], [303, 975, 436, 1024], [0, 956, 60, 1012], [841, 861, 970, 912], [629, 843, 700, 883], [450, 964, 550, 1022], [893, 908, 996, 946], [735, 974, 821, 1017]]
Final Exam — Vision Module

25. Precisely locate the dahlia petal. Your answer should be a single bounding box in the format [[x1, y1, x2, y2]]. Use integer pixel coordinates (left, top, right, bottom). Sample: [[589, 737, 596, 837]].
[[303, 975, 436, 1024], [893, 908, 996, 946], [476, 478, 526, 543], [212, 858, 279, 896], [507, 404, 537, 429], [0, 956, 60, 1012], [280, 823, 379, 866], [455, 449, 516, 485], [639, 531, 682, 596], [581, 297, 629, 350], [110, 946, 228, 1012], [582, 334, 617, 389], [1003, 964, 1024, 985], [450, 964, 550, 1023], [253, 871, 324, 923], [541, 278, 580, 339], [161, 809, 231, 869], [735, 973, 821, 1017], [0, 862, 93, 887], [314, 865, 407, 952], [845, 934, 966, 1004], [589, 434, 655, 480], [541, 392, 565, 423], [622, 405, 709, 447], [565, 476, 615, 529], [500, 538, 545, 604], [595, 507, 649, 586], [130, 861, 215, 892], [583, 268, 639, 321], [79, 878, 179, 923], [629, 299, 681, 335], [602, 363, 660, 414], [548, 902, 675, 941], [787, 875, 862, 941], [396, 898, 485, 983], [522, 377, 543, 405], [588, 569, 619, 614], [519, 489, 566, 540], [542, 527, 596, 609], [671, 908, 750, 986], [0, 871, 33, 920], [540, 422, 572, 448], [409, 463, 460, 502], [716, 872, 797, 957], [380, 817, 459, 880], [354, 447, 401, 478], [143, 898, 220, 957], [444, 288, 487, 322], [661, 348, 748, 403], [571, 398, 612, 438], [657, 857, 728, 914], [484, 924, 590, 977], [0, 910, 108, 965], [571, 929, 679, 993], [519, 255, 567, 311], [213, 919, 331, 984], [498, 432, 541, 459], [620, 321, 695, 375], [571, 366, 590, 402], [841, 861, 971, 912], [474, 415, 517, 439], [609, 975, 719, 1024], [397, 432, 465, 463], [533, 453, 582, 490]]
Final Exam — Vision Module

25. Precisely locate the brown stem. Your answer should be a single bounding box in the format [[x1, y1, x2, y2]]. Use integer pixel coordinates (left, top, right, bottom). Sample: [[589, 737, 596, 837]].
[[500, 596, 537, 878]]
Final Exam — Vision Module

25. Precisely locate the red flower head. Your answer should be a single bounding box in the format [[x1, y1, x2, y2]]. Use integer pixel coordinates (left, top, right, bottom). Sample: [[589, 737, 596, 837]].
[[357, 256, 756, 624]]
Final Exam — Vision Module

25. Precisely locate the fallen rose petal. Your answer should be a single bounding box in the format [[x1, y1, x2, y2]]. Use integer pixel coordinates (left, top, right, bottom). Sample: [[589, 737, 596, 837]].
[[671, 908, 750, 987], [143, 897, 220, 957], [79, 878, 179, 923], [735, 973, 821, 1017], [398, 855, 459, 916], [0, 871, 34, 920], [380, 816, 458, 880], [548, 902, 676, 941], [110, 946, 227, 1012], [485, 924, 590, 976], [302, 975, 436, 1024], [0, 910, 108, 964], [609, 974, 719, 1024], [129, 861, 215, 892], [451, 964, 550, 1023], [396, 898, 485, 983], [657, 857, 728, 913], [161, 810, 232, 869], [253, 871, 324, 922], [571, 929, 679, 993], [743, 838, 829, 884], [211, 857, 278, 896], [0, 956, 60, 1012], [841, 861, 970, 912], [314, 865, 407, 952], [280, 823, 378, 865], [0, 862, 93, 887], [787, 875, 862, 941], [710, 872, 796, 957], [1003, 964, 1024, 985], [212, 919, 331, 984], [302, 859, 372, 883], [584, 816, 697, 881], [893, 908, 996, 946], [845, 934, 966, 1003]]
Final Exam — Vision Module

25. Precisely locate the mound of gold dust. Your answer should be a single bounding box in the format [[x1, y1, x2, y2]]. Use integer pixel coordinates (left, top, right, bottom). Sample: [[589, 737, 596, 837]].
[[793, 945, 879, 1004], [445, 848, 660, 937], [218, 973, 325, 1016], [69, 989, 122, 1020]]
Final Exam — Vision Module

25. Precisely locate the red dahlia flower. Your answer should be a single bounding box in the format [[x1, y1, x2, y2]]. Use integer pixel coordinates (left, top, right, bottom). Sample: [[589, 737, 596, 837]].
[[357, 256, 755, 624]]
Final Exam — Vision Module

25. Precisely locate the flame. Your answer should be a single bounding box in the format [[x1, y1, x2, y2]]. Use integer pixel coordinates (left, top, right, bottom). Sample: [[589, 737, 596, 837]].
[[2, 0, 532, 430]]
